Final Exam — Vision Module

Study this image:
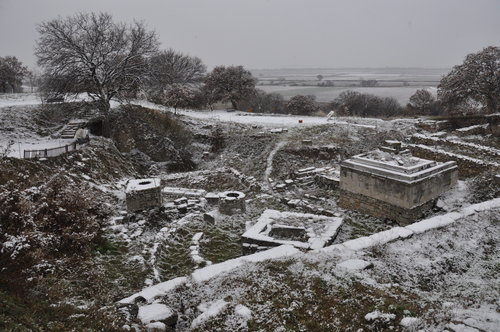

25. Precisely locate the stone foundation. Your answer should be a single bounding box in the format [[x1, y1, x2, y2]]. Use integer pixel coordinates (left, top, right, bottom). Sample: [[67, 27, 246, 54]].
[[126, 178, 162, 212], [408, 145, 493, 178], [339, 189, 435, 225], [218, 191, 246, 215], [269, 225, 308, 241], [339, 150, 458, 224]]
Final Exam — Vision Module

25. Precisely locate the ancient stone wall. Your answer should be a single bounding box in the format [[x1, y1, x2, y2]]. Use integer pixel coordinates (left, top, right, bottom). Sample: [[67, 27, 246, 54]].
[[411, 135, 499, 160], [339, 189, 435, 225], [408, 145, 493, 178], [340, 166, 457, 210], [126, 187, 162, 212]]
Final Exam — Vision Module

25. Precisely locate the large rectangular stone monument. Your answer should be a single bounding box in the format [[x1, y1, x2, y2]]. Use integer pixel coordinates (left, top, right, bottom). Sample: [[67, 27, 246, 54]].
[[339, 150, 458, 224]]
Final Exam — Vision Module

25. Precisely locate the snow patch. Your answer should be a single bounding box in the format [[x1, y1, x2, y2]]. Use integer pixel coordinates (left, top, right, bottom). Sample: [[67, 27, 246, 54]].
[[399, 316, 419, 327], [336, 259, 373, 272], [137, 303, 174, 324], [234, 304, 252, 320], [364, 310, 395, 322], [191, 299, 228, 328], [191, 245, 300, 283]]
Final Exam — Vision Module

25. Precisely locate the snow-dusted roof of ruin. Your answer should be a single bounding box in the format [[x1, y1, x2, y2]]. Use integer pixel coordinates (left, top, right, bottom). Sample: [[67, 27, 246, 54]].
[[126, 178, 161, 193], [341, 149, 457, 183]]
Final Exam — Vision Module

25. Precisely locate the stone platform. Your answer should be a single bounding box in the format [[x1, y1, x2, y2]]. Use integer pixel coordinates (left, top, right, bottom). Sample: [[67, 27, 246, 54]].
[[339, 150, 458, 224]]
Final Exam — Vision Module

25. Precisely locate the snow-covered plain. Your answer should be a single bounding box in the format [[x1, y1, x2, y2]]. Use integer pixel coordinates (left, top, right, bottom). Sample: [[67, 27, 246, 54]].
[[258, 85, 438, 104]]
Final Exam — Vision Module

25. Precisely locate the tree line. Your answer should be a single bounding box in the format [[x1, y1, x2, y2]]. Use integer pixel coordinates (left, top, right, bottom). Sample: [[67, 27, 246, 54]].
[[1, 12, 498, 117]]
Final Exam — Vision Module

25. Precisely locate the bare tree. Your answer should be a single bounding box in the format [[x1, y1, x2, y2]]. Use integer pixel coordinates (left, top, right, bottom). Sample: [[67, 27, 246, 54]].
[[0, 56, 29, 93], [149, 49, 206, 87], [163, 84, 194, 115], [35, 12, 158, 113], [409, 89, 435, 114], [438, 46, 500, 114], [203, 65, 256, 109]]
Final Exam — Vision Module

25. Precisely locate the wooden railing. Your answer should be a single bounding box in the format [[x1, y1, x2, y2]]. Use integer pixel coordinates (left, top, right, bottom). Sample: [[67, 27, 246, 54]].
[[23, 141, 85, 159]]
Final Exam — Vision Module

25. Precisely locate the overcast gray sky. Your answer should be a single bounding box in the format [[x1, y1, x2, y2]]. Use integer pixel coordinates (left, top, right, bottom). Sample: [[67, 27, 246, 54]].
[[0, 0, 499, 70]]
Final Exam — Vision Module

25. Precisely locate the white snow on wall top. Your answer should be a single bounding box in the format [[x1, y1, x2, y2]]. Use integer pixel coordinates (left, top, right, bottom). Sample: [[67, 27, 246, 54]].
[[126, 178, 161, 193]]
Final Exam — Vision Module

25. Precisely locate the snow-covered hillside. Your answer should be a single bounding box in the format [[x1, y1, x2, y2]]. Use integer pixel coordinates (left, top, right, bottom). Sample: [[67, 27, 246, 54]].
[[1, 93, 498, 331]]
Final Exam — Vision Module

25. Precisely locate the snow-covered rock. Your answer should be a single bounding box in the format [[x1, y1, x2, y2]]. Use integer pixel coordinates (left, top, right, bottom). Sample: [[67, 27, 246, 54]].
[[145, 321, 166, 331], [364, 310, 395, 322], [235, 304, 252, 320], [118, 277, 187, 304], [137, 303, 175, 325], [399, 316, 419, 327]]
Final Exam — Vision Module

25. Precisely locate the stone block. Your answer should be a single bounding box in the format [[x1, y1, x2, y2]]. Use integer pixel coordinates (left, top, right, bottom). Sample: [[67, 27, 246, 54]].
[[126, 178, 162, 212], [218, 191, 246, 215]]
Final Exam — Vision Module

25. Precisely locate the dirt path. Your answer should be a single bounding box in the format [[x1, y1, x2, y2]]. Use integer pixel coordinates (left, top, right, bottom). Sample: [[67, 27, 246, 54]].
[[263, 138, 288, 191]]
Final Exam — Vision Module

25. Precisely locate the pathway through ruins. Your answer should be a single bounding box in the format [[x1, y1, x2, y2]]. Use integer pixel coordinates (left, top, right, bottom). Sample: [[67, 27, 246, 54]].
[[263, 138, 288, 191]]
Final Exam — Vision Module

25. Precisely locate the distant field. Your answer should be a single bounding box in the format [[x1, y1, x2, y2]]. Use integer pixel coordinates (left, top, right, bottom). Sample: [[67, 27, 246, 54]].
[[251, 67, 447, 105], [252, 67, 448, 82], [258, 85, 438, 105]]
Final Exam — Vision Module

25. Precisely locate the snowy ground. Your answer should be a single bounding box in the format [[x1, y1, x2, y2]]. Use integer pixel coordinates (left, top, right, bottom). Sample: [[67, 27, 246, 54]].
[[132, 99, 333, 128], [2, 138, 76, 158], [2, 92, 498, 331], [0, 93, 418, 132], [119, 200, 499, 331], [0, 93, 43, 107]]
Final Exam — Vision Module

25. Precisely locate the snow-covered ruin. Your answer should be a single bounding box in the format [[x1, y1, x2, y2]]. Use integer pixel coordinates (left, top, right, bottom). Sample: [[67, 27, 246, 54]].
[[218, 191, 246, 215], [339, 149, 458, 224], [126, 178, 163, 212], [242, 209, 343, 252]]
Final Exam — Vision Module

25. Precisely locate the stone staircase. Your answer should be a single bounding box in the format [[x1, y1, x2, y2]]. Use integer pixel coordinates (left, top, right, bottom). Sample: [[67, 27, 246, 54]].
[[60, 120, 88, 139]]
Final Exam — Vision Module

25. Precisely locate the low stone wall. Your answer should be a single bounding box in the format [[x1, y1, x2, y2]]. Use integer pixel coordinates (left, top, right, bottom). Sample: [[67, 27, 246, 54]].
[[416, 120, 453, 132], [411, 135, 500, 160], [408, 145, 494, 178], [339, 189, 435, 225], [282, 145, 341, 160], [417, 114, 500, 134], [314, 174, 339, 189]]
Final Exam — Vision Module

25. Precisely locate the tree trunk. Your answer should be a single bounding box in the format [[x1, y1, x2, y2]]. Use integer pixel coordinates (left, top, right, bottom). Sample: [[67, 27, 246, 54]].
[[231, 100, 237, 110], [486, 97, 497, 114], [98, 99, 111, 114]]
